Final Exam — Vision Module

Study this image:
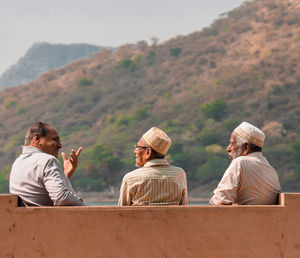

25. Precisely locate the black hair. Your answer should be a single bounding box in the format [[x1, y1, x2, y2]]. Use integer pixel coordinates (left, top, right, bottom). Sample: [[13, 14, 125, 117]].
[[25, 122, 50, 146]]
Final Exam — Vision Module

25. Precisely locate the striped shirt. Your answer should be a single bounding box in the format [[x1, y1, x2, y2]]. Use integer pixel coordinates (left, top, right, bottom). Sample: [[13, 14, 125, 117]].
[[209, 152, 281, 205], [118, 159, 188, 206]]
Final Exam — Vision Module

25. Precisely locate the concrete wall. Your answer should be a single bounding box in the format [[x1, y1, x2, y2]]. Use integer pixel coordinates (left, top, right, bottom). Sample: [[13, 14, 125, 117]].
[[0, 193, 299, 258]]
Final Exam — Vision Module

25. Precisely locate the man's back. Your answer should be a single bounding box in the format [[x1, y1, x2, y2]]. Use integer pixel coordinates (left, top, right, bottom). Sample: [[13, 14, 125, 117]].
[[119, 159, 188, 206], [210, 152, 280, 205], [10, 146, 82, 206], [235, 152, 281, 204]]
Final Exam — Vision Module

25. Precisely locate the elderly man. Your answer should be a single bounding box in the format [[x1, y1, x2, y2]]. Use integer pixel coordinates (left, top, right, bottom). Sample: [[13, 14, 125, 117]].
[[210, 122, 281, 205], [118, 127, 188, 206], [10, 122, 85, 206]]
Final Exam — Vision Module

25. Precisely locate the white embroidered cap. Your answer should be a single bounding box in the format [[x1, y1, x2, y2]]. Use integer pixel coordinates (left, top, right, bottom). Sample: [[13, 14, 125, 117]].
[[142, 127, 172, 155], [234, 122, 265, 147]]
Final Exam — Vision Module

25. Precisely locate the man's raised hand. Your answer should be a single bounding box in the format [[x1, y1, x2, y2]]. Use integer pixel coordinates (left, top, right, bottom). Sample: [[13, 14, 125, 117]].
[[62, 147, 82, 179]]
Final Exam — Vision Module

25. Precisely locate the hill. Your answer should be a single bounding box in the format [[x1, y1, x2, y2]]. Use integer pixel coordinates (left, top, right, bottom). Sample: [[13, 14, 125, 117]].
[[0, 0, 299, 197], [0, 42, 109, 89]]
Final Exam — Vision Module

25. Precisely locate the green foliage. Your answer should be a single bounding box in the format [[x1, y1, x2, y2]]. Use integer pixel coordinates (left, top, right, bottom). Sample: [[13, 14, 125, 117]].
[[132, 54, 142, 62], [0, 165, 11, 193], [292, 140, 300, 171], [115, 114, 134, 127], [164, 91, 172, 100], [4, 100, 17, 109], [222, 119, 240, 132], [16, 104, 25, 114], [200, 99, 228, 121], [77, 144, 124, 188], [3, 131, 24, 153], [146, 51, 156, 65], [205, 144, 223, 154], [117, 58, 137, 72], [78, 78, 94, 87], [73, 178, 104, 191], [161, 120, 183, 134], [133, 106, 152, 121], [169, 48, 182, 57], [258, 73, 264, 80], [172, 104, 183, 112], [196, 154, 228, 181], [197, 128, 218, 146], [212, 79, 222, 86], [272, 84, 282, 94]]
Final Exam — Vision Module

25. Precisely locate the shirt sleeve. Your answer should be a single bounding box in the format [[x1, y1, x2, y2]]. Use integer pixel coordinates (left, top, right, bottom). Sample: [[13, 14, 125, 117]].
[[179, 172, 188, 205], [209, 159, 241, 205], [118, 176, 131, 206], [43, 158, 85, 206]]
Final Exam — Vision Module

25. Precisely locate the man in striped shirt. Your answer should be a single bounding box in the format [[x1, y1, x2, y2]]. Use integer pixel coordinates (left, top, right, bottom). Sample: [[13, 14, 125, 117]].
[[118, 127, 188, 206], [209, 122, 281, 205]]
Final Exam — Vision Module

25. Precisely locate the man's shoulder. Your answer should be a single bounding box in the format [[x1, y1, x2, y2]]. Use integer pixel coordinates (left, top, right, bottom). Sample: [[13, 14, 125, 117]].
[[123, 167, 145, 180], [123, 164, 186, 181], [16, 150, 59, 167]]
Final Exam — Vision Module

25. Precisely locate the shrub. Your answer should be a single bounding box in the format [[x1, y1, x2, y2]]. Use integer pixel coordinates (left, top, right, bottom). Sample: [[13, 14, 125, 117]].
[[292, 140, 300, 171], [134, 106, 152, 121], [222, 119, 239, 132], [78, 78, 94, 87], [212, 79, 222, 86], [197, 128, 218, 146], [115, 114, 133, 127], [169, 48, 182, 57], [172, 104, 183, 112], [74, 177, 104, 191], [146, 51, 156, 65], [16, 104, 25, 114], [196, 155, 228, 181], [164, 91, 171, 100], [117, 58, 137, 72], [4, 100, 17, 109], [200, 99, 228, 121], [272, 84, 282, 94]]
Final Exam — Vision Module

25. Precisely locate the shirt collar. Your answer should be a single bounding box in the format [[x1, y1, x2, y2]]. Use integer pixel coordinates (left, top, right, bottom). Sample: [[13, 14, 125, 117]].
[[247, 151, 263, 158], [22, 145, 44, 154], [143, 159, 170, 168]]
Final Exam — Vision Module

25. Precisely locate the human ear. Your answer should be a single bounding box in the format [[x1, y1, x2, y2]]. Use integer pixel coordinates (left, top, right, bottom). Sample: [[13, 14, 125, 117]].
[[243, 143, 250, 155], [33, 133, 40, 143], [145, 148, 152, 160]]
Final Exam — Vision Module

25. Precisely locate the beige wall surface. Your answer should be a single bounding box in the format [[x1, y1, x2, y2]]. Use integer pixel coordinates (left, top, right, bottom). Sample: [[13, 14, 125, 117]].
[[0, 193, 299, 258]]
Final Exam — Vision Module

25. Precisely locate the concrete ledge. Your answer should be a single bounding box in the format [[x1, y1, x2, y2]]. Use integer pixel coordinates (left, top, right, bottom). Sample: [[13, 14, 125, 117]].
[[0, 193, 299, 258]]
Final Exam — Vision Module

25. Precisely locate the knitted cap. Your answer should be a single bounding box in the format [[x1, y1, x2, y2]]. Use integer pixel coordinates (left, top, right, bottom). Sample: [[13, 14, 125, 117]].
[[142, 127, 172, 155], [234, 122, 265, 147]]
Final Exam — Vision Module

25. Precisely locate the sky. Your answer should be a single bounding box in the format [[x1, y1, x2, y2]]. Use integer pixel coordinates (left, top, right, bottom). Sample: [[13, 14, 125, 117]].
[[0, 0, 244, 75]]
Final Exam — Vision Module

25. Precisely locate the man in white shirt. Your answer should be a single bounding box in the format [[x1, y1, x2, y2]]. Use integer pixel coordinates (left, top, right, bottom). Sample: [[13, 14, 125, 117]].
[[210, 122, 281, 205], [10, 122, 85, 206]]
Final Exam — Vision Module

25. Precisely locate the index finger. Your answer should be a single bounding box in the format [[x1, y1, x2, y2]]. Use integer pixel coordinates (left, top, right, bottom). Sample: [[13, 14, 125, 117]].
[[76, 147, 82, 157]]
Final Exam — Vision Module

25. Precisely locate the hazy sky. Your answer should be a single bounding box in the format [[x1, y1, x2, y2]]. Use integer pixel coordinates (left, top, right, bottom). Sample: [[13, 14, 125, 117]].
[[0, 0, 244, 75]]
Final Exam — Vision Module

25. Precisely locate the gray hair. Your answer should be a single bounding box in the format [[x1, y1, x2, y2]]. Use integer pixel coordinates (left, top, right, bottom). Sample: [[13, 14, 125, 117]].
[[25, 122, 50, 146], [235, 134, 262, 153]]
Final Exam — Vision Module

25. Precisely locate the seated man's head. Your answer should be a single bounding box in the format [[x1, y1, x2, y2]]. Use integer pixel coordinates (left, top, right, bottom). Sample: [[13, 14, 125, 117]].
[[227, 122, 264, 160], [134, 127, 171, 167], [25, 122, 62, 158]]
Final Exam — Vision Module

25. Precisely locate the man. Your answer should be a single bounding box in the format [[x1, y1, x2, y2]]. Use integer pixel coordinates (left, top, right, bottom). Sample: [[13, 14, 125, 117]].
[[210, 122, 281, 205], [118, 127, 188, 206], [10, 122, 85, 206]]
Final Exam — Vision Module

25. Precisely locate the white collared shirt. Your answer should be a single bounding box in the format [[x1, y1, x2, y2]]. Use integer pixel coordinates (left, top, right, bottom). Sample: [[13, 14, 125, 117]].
[[210, 152, 281, 205], [9, 146, 85, 206]]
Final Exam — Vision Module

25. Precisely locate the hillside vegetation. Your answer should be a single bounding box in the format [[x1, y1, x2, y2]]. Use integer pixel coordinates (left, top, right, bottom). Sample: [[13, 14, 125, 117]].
[[0, 0, 299, 196]]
